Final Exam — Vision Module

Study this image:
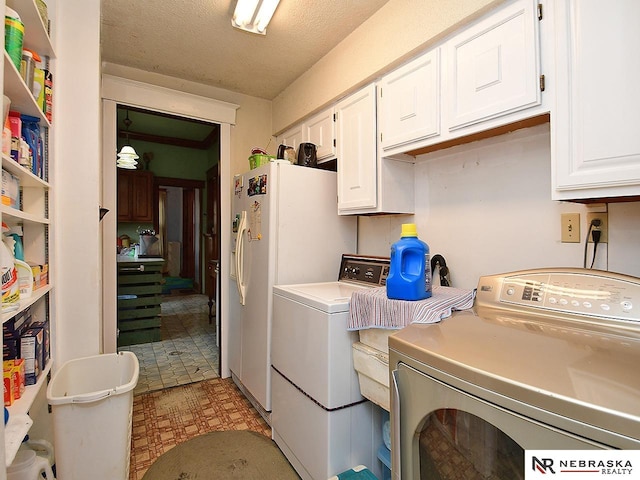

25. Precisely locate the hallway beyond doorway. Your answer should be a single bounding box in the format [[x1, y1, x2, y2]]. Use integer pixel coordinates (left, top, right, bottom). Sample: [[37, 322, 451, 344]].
[[119, 294, 219, 395]]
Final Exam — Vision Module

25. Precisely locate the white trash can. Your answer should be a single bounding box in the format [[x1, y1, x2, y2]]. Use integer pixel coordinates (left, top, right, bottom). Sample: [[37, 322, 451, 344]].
[[46, 351, 139, 480]]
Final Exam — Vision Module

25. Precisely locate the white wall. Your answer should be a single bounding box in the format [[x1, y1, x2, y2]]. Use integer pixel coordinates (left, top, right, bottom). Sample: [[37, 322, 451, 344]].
[[358, 124, 640, 289], [54, 0, 103, 365]]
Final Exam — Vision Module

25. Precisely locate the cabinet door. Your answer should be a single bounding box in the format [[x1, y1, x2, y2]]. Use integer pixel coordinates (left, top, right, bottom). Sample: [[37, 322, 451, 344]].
[[379, 48, 440, 151], [117, 170, 153, 222], [553, 0, 640, 200], [303, 107, 336, 162], [276, 124, 303, 154], [131, 171, 154, 222], [336, 84, 377, 211], [447, 0, 540, 131], [117, 170, 133, 221]]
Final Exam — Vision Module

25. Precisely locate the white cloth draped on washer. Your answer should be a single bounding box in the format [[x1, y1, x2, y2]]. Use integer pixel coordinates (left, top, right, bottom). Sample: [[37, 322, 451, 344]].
[[348, 285, 476, 330]]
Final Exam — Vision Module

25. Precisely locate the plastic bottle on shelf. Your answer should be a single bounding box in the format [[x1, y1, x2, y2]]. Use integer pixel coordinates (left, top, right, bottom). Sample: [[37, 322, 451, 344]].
[[7, 226, 24, 261], [1, 223, 20, 312], [386, 223, 432, 301], [4, 7, 24, 71]]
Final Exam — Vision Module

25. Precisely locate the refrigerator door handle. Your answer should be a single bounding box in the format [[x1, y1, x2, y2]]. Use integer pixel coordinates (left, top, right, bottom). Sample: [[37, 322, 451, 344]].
[[235, 210, 248, 305]]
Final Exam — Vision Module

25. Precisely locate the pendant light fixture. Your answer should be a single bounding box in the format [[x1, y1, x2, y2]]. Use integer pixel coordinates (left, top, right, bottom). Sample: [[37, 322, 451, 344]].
[[116, 108, 139, 169], [232, 0, 280, 35]]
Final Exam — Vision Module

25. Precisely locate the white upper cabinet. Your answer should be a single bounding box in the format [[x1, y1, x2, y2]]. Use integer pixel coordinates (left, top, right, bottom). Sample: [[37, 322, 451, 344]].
[[276, 109, 336, 163], [552, 0, 640, 201], [447, 0, 540, 131], [336, 84, 414, 215], [379, 48, 440, 152], [303, 107, 336, 163], [275, 123, 303, 154], [375, 0, 545, 157], [336, 84, 378, 212]]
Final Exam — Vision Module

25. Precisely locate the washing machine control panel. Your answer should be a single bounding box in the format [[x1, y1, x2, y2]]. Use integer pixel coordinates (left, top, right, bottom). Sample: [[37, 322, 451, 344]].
[[338, 254, 390, 287]]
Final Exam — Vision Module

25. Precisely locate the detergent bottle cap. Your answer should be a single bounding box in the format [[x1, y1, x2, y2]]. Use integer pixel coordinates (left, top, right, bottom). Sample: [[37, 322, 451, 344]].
[[401, 223, 418, 237]]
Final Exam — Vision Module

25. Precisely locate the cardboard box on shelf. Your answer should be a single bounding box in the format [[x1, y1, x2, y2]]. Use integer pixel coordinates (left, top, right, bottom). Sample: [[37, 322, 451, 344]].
[[3, 309, 32, 360], [33, 68, 45, 112], [12, 358, 24, 399], [3, 337, 19, 361], [29, 264, 41, 289], [4, 359, 24, 401], [8, 111, 21, 162], [20, 327, 43, 385], [1, 168, 20, 208], [3, 308, 31, 339], [3, 364, 14, 406], [44, 70, 52, 123], [39, 264, 48, 286], [29, 320, 49, 369], [28, 263, 48, 289]]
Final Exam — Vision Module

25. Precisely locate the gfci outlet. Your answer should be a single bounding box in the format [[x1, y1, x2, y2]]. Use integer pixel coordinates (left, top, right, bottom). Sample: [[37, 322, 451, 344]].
[[561, 213, 580, 243], [587, 212, 608, 243]]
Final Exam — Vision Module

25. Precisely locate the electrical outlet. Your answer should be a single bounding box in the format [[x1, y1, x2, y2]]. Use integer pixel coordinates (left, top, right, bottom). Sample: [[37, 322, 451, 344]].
[[587, 212, 608, 243], [561, 213, 580, 243]]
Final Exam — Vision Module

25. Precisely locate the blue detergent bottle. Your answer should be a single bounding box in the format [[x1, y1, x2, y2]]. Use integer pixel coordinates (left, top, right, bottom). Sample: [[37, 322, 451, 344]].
[[386, 223, 432, 300]]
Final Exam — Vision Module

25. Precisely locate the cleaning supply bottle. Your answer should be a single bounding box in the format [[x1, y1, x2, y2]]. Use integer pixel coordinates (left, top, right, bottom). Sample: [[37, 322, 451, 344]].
[[7, 226, 23, 261], [386, 223, 432, 300], [0, 223, 19, 311]]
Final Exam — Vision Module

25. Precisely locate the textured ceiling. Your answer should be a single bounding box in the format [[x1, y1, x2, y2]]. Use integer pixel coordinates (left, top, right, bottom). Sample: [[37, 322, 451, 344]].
[[101, 0, 392, 101]]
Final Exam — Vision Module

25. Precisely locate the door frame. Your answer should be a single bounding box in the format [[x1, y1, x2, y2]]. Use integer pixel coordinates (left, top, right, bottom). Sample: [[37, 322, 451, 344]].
[[101, 75, 238, 379]]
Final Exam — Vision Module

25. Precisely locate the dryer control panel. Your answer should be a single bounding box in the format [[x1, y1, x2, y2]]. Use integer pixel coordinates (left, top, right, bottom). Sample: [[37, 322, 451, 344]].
[[476, 268, 640, 327], [338, 254, 390, 287]]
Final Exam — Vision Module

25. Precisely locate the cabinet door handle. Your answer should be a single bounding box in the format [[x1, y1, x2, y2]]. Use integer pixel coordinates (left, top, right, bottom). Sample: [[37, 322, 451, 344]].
[[120, 265, 145, 272]]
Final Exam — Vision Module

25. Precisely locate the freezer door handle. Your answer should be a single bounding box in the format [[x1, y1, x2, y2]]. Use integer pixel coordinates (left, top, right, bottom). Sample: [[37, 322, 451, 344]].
[[235, 210, 248, 305]]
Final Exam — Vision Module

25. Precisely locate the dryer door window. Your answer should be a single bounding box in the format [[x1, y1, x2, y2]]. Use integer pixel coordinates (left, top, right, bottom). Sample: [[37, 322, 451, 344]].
[[419, 409, 522, 479], [392, 362, 608, 480]]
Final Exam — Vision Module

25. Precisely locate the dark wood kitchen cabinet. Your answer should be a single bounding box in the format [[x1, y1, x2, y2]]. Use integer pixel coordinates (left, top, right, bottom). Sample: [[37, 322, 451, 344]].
[[118, 169, 154, 222]]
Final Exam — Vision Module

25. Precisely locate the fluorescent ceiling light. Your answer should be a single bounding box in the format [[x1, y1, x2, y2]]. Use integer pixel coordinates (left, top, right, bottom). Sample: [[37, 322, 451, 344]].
[[232, 0, 280, 35]]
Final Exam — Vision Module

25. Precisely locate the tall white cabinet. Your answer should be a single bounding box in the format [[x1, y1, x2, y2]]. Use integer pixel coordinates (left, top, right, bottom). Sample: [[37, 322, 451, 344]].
[[552, 0, 640, 201], [1, 0, 55, 473], [336, 84, 415, 215], [336, 84, 378, 212]]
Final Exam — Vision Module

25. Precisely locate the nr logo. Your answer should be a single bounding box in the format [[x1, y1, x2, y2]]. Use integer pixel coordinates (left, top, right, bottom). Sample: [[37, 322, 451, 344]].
[[533, 457, 556, 474]]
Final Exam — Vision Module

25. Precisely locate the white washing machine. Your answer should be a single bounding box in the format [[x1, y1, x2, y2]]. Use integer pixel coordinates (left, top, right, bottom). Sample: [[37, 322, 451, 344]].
[[271, 255, 390, 480]]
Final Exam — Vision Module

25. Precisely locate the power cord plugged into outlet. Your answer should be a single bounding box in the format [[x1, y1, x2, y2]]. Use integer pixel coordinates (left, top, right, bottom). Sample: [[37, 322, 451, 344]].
[[583, 218, 603, 269]]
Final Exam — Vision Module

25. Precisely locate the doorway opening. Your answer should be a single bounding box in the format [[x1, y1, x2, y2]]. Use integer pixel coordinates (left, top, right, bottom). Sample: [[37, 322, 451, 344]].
[[155, 179, 202, 294], [114, 104, 222, 393]]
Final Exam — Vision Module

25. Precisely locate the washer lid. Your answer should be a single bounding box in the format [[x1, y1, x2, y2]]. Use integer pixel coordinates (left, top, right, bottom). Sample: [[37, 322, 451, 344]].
[[389, 309, 640, 445], [273, 281, 371, 313]]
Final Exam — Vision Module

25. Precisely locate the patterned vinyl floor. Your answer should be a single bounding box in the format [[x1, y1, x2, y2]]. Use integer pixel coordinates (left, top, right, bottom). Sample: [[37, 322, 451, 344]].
[[123, 294, 273, 479], [129, 377, 272, 480]]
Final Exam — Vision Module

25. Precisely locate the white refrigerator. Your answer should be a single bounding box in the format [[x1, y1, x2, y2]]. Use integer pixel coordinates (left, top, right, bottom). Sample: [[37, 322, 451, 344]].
[[229, 160, 357, 413]]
